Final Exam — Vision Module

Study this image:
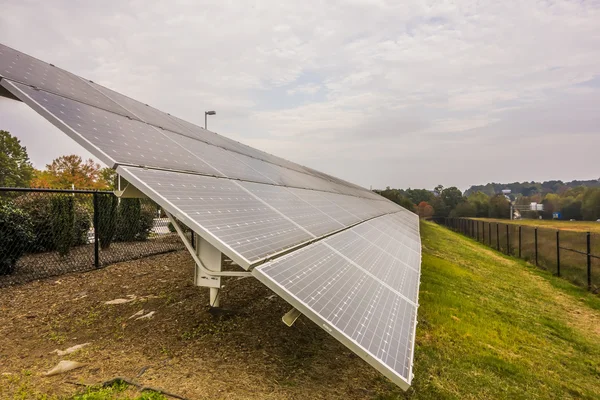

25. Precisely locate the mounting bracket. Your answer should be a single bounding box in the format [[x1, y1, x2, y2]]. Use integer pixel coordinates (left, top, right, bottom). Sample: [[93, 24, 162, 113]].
[[165, 211, 251, 306]]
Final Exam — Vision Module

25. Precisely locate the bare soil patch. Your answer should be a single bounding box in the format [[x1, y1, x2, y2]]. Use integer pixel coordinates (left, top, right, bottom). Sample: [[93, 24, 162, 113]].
[[0, 251, 398, 399]]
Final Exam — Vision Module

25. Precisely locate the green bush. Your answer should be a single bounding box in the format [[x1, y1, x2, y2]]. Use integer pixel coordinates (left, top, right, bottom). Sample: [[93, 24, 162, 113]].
[[14, 194, 55, 252], [97, 194, 118, 249], [139, 201, 156, 240], [73, 202, 92, 246], [51, 196, 75, 256], [115, 199, 155, 242], [0, 201, 34, 275], [14, 194, 90, 253]]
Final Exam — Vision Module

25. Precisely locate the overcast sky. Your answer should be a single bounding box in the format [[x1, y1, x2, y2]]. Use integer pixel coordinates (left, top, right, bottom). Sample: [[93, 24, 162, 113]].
[[1, 0, 599, 191]]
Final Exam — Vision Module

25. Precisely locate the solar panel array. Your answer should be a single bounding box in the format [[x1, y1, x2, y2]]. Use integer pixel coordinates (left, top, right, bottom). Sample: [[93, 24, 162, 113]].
[[0, 42, 421, 390]]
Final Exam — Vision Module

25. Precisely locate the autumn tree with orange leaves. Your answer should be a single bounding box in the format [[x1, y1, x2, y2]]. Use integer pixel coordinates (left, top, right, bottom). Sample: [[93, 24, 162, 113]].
[[31, 155, 113, 189], [416, 201, 434, 219]]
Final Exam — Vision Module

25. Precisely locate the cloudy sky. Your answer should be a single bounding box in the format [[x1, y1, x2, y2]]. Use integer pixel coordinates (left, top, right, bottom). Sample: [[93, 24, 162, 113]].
[[1, 0, 599, 191]]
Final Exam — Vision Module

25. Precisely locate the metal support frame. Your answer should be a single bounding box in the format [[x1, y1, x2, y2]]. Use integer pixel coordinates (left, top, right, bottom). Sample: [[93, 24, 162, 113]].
[[164, 211, 251, 306]]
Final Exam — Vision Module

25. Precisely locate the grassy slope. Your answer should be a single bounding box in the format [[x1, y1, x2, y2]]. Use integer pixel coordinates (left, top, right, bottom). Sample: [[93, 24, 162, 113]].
[[401, 221, 600, 399], [473, 217, 600, 233]]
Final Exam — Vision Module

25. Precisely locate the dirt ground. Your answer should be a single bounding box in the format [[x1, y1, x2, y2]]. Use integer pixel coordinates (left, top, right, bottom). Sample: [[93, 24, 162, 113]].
[[0, 251, 401, 399]]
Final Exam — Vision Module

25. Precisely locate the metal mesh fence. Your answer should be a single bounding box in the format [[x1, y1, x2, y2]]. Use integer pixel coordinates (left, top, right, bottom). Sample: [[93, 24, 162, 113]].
[[437, 218, 599, 293], [0, 188, 185, 287], [593, 233, 600, 292]]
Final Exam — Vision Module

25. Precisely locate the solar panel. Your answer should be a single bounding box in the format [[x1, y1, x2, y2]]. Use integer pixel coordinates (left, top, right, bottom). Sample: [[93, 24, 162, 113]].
[[3, 80, 221, 175], [253, 215, 419, 388], [238, 181, 345, 237], [0, 43, 129, 115], [117, 166, 317, 266], [0, 43, 421, 391], [284, 188, 362, 227]]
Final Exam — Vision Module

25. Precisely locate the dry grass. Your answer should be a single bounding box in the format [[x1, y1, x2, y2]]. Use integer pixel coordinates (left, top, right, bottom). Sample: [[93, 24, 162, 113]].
[[474, 218, 600, 233]]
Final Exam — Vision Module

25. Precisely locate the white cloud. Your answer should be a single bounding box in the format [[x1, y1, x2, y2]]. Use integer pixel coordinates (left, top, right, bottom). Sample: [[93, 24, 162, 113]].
[[0, 0, 599, 190], [287, 83, 321, 95]]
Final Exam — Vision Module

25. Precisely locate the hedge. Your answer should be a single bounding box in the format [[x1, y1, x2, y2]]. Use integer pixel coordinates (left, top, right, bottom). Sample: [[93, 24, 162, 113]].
[[0, 201, 34, 275]]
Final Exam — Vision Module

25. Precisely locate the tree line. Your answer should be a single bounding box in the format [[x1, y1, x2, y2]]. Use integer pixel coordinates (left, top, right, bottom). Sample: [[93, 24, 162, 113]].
[[376, 182, 600, 221]]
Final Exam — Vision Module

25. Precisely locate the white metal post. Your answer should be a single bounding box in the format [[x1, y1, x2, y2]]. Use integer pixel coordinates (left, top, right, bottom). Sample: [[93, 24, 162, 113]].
[[196, 235, 222, 307]]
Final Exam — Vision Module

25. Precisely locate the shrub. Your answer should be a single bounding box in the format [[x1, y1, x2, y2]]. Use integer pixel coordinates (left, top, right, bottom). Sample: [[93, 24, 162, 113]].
[[51, 196, 75, 256], [0, 201, 34, 275], [73, 202, 92, 246], [14, 194, 55, 252], [14, 193, 90, 253], [115, 199, 155, 242], [97, 194, 118, 249], [138, 200, 156, 240]]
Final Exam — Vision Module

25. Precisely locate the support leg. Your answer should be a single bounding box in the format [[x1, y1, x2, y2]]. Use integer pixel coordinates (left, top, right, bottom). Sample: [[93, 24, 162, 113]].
[[195, 236, 222, 307]]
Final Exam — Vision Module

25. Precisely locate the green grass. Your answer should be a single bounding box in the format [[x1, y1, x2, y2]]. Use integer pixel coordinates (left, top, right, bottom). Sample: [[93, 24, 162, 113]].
[[1, 376, 168, 400], [71, 380, 167, 400], [393, 221, 600, 399]]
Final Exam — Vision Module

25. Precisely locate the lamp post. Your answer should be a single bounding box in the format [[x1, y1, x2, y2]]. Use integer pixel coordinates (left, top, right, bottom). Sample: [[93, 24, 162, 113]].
[[205, 110, 216, 129]]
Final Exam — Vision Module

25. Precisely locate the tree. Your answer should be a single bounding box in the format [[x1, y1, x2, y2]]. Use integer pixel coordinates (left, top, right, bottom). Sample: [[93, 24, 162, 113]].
[[451, 202, 477, 217], [441, 187, 464, 213], [99, 167, 117, 190], [0, 130, 34, 187], [30, 155, 106, 189], [405, 188, 434, 205], [430, 195, 448, 217], [467, 192, 490, 217], [488, 194, 510, 218], [581, 188, 600, 221], [376, 187, 415, 211], [416, 201, 434, 219]]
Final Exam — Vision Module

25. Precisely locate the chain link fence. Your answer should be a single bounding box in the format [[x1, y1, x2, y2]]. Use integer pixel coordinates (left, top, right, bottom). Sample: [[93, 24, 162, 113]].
[[435, 217, 600, 293], [0, 188, 186, 287]]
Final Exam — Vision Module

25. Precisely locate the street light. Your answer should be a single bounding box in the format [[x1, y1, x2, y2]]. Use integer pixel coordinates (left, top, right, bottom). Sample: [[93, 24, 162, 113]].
[[205, 110, 216, 129]]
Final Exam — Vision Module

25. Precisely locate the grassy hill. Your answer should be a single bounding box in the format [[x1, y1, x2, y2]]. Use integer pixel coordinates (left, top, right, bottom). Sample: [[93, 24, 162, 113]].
[[0, 221, 599, 399], [409, 221, 600, 399]]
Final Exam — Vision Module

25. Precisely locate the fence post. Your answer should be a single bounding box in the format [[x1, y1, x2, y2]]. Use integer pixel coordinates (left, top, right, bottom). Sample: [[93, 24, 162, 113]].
[[506, 224, 510, 255], [534, 228, 538, 266], [488, 223, 491, 247], [556, 230, 560, 277], [518, 226, 522, 258], [496, 223, 500, 250], [587, 232, 592, 290], [93, 192, 99, 269]]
